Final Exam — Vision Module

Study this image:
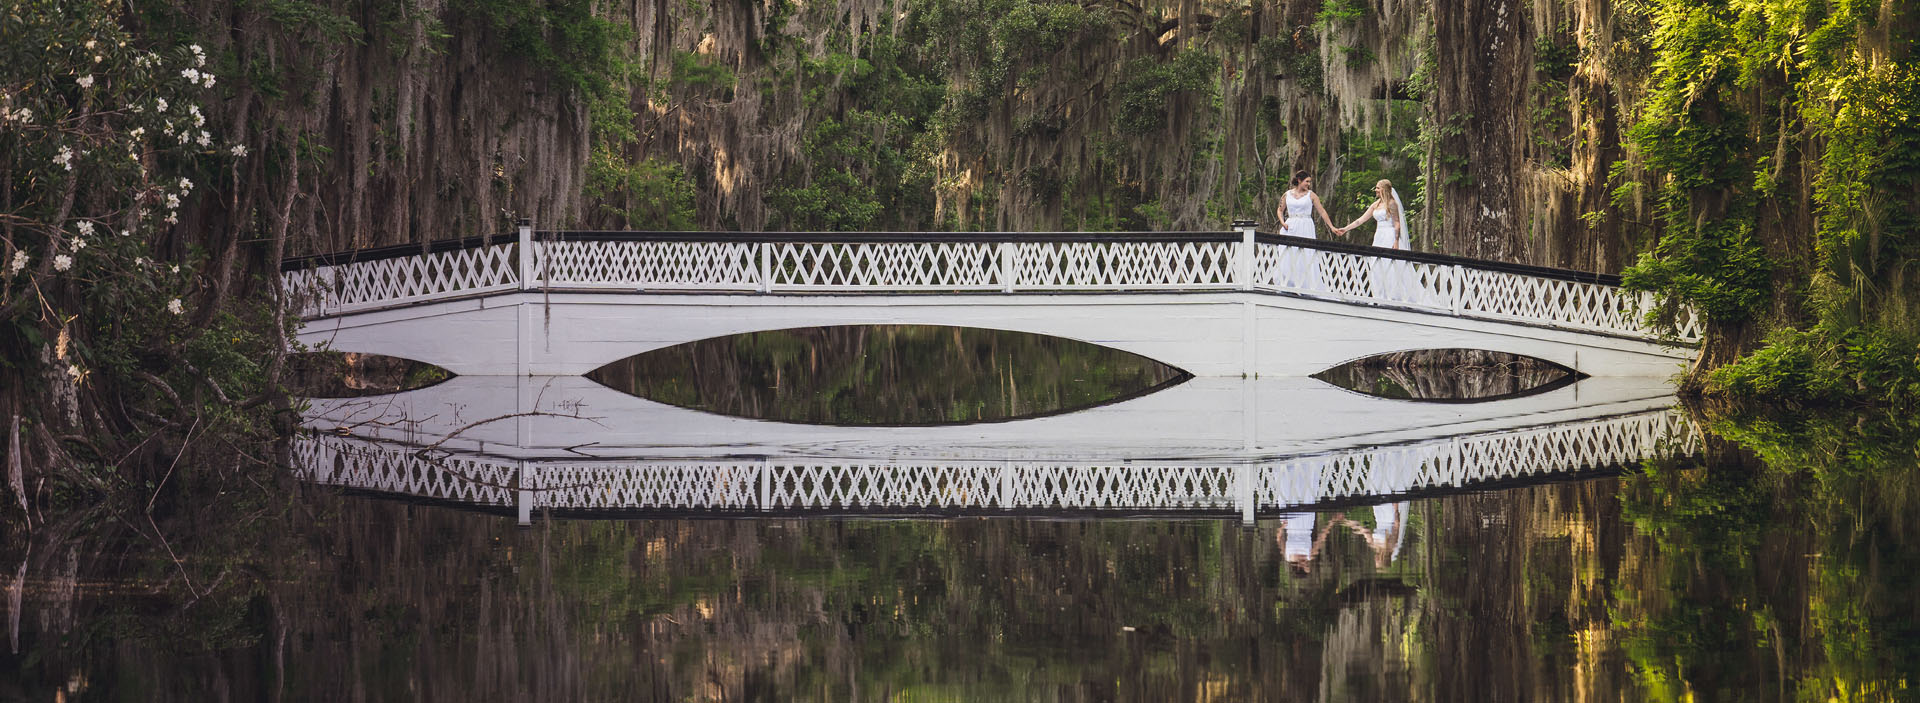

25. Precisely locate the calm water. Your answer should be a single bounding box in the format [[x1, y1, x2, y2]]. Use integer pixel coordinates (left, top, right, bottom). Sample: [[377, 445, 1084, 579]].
[[3, 328, 1917, 701]]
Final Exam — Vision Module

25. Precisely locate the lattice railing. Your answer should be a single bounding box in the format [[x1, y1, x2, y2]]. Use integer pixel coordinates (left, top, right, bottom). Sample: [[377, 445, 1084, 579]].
[[292, 408, 1695, 518], [1249, 239, 1703, 343], [282, 229, 1701, 344], [283, 242, 519, 318]]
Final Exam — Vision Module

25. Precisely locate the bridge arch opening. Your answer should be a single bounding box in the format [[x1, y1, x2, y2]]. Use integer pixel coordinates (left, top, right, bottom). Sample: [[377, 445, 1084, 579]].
[[584, 324, 1191, 426], [286, 351, 455, 398], [1310, 348, 1583, 403]]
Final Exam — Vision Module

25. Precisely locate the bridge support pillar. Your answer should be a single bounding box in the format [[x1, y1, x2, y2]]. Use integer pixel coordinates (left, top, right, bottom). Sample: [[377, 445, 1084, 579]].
[[1236, 462, 1256, 526]]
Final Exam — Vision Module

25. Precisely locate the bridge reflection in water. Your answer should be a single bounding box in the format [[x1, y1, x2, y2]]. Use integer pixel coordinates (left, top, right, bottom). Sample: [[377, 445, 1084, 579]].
[[292, 376, 1695, 526]]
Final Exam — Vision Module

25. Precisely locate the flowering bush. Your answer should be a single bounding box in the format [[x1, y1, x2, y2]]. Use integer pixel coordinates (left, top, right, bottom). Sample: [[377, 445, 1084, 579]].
[[1, 0, 276, 494]]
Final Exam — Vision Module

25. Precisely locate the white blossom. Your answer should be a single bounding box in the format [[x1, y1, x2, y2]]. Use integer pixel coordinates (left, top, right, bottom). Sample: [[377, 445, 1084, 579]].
[[190, 44, 206, 67], [169, 264, 179, 274], [201, 74, 215, 89], [195, 131, 211, 147], [84, 39, 97, 50], [8, 251, 26, 274], [189, 105, 203, 126], [130, 126, 145, 139], [93, 55, 103, 63], [76, 74, 93, 89], [134, 256, 145, 266], [181, 68, 200, 82], [120, 229, 131, 237], [165, 213, 178, 225], [53, 146, 73, 170], [66, 365, 81, 381], [156, 97, 167, 112], [53, 254, 72, 271], [178, 177, 192, 192], [72, 238, 86, 251], [230, 144, 248, 157], [76, 221, 94, 236], [12, 108, 30, 122], [166, 298, 184, 315], [165, 193, 181, 209]]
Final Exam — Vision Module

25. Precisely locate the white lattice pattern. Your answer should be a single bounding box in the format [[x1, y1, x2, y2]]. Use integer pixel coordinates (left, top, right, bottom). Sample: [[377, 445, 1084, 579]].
[[1012, 241, 1239, 289], [761, 242, 1003, 290], [291, 434, 519, 506], [284, 243, 519, 317], [536, 240, 759, 289], [294, 409, 1694, 516]]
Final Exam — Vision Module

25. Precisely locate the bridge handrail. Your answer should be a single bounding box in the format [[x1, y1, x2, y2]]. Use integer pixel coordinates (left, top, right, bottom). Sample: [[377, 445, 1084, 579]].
[[279, 227, 1701, 344]]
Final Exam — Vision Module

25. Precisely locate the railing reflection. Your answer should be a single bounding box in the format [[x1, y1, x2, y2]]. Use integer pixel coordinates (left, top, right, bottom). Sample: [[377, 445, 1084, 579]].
[[292, 407, 1694, 525]]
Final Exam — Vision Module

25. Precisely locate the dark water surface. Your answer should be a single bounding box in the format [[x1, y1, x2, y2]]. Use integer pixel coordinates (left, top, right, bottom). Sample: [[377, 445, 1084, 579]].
[[4, 329, 1918, 701]]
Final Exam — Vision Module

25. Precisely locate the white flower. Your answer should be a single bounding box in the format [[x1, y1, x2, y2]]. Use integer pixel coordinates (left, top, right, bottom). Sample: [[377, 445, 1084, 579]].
[[66, 365, 81, 381], [53, 146, 73, 170], [165, 213, 178, 224], [156, 98, 167, 112], [130, 126, 145, 139], [53, 254, 72, 271], [169, 264, 180, 274], [181, 68, 199, 82], [76, 74, 94, 89], [201, 74, 215, 89], [131, 104, 143, 114], [195, 132, 211, 147], [120, 230, 131, 237], [13, 108, 30, 122], [93, 55, 103, 63], [76, 221, 94, 236], [72, 238, 86, 251], [190, 44, 206, 67], [133, 256, 145, 266], [189, 106, 203, 126], [165, 193, 180, 209], [8, 251, 26, 274], [84, 39, 97, 50], [178, 177, 192, 192], [166, 298, 183, 315], [230, 144, 248, 157]]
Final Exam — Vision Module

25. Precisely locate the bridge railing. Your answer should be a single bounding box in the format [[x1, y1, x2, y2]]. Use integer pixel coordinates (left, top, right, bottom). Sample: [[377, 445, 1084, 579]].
[[280, 225, 1701, 343], [290, 407, 1695, 523]]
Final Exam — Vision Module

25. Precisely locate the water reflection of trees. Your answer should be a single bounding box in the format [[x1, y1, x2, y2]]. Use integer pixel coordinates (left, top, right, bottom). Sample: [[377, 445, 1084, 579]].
[[1313, 349, 1573, 401], [588, 325, 1188, 424], [6, 409, 1920, 700]]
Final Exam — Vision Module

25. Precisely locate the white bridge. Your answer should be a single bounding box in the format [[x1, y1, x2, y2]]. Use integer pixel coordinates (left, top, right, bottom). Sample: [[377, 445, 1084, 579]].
[[293, 375, 1695, 524], [283, 224, 1700, 377]]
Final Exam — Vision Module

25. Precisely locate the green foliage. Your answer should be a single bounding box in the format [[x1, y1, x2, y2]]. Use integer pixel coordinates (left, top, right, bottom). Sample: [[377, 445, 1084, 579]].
[[1112, 52, 1216, 136], [587, 157, 696, 230], [455, 0, 627, 98], [1315, 0, 1368, 27], [764, 33, 943, 231]]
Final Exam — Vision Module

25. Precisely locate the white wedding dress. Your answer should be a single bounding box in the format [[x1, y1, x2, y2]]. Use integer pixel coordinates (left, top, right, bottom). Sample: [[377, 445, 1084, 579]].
[[1369, 201, 1419, 303], [1279, 191, 1324, 290]]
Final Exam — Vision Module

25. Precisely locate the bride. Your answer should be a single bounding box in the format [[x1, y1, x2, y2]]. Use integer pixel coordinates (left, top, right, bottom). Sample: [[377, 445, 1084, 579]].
[[1275, 170, 1340, 290], [1339, 180, 1419, 302]]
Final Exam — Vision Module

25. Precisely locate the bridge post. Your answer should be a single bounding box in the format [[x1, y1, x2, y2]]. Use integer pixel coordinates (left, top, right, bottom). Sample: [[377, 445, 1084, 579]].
[[1233, 220, 1258, 291], [516, 218, 534, 290], [1236, 461, 1256, 526], [515, 460, 534, 527], [758, 243, 773, 293], [999, 242, 1017, 293]]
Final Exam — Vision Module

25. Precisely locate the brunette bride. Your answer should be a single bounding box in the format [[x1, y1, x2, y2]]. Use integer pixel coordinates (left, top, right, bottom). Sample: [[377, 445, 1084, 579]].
[[1275, 170, 1339, 290]]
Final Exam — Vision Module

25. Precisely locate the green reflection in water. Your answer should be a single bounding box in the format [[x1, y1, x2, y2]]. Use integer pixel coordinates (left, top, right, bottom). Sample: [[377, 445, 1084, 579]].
[[4, 410, 1920, 701], [587, 325, 1190, 425]]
